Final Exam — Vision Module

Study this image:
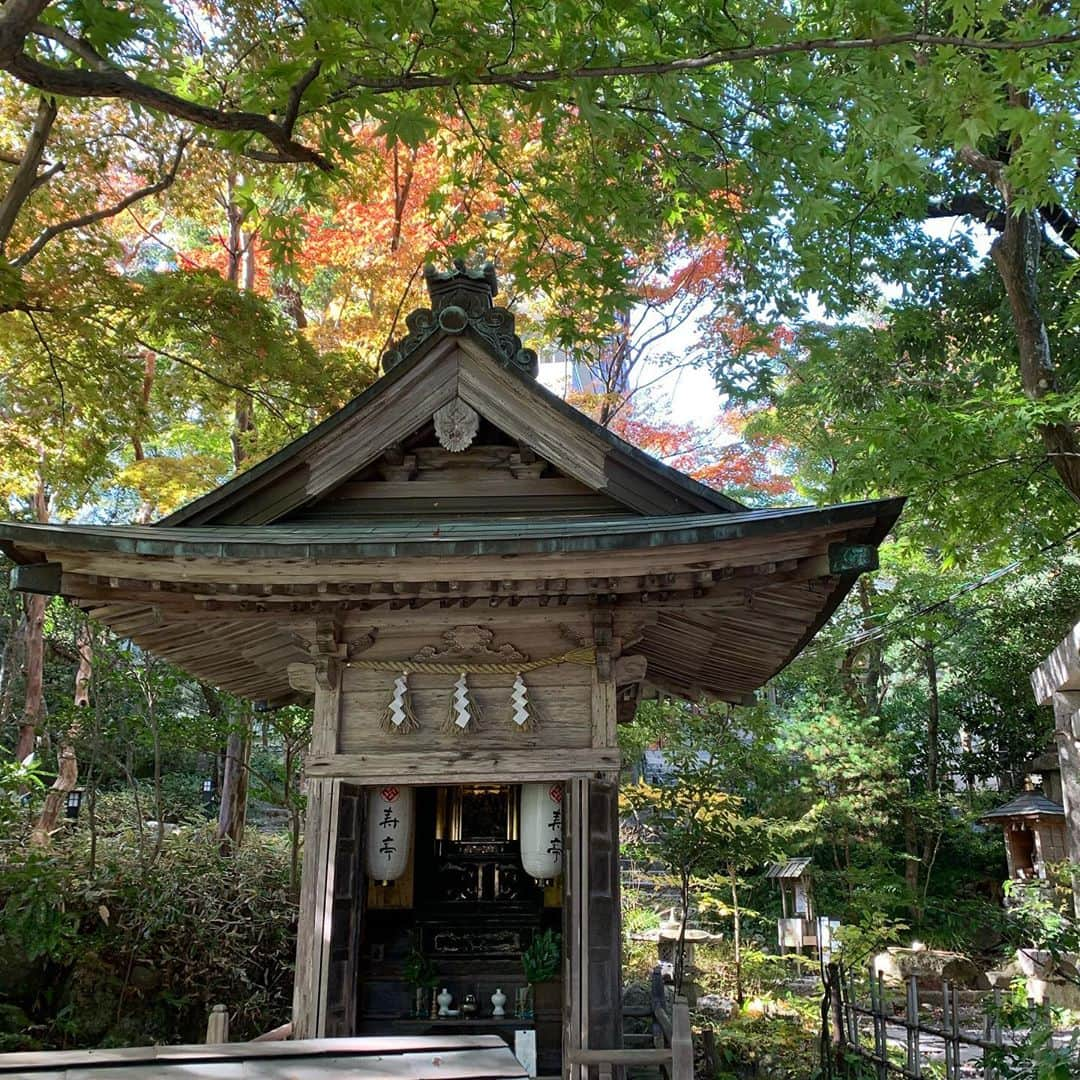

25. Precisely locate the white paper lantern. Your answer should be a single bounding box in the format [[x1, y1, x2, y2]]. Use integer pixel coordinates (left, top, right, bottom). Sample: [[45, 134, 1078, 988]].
[[520, 782, 564, 882], [366, 785, 414, 883]]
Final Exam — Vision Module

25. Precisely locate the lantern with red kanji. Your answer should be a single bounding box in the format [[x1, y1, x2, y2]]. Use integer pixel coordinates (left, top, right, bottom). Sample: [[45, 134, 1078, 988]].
[[366, 785, 414, 884], [520, 782, 563, 883]]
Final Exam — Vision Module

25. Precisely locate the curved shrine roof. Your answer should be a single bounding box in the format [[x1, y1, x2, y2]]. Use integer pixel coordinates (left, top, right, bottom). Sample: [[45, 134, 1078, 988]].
[[0, 263, 904, 706]]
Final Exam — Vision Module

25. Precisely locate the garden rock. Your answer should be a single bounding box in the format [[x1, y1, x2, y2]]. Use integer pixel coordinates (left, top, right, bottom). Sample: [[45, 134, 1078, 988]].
[[873, 948, 989, 990]]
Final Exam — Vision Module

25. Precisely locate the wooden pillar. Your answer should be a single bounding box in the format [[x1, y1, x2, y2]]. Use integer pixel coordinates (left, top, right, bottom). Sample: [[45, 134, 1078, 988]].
[[294, 651, 347, 1038], [325, 785, 365, 1036], [565, 778, 588, 1080], [293, 776, 341, 1038], [587, 778, 622, 1055], [564, 776, 623, 1080], [1052, 695, 1080, 914]]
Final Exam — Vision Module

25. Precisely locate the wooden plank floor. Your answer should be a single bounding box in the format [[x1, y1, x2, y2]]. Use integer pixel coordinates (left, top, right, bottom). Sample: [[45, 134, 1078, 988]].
[[0, 1035, 529, 1078]]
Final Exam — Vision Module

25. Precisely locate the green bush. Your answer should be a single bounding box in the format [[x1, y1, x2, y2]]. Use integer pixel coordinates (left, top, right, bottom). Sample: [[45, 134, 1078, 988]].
[[0, 824, 297, 1048], [89, 773, 209, 834]]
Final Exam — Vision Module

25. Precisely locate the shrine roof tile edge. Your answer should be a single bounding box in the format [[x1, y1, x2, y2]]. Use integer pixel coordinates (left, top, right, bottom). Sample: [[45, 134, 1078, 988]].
[[0, 498, 904, 564]]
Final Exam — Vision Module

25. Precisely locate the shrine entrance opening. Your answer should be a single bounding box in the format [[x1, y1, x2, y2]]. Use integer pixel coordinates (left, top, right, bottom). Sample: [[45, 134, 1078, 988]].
[[351, 783, 563, 1071]]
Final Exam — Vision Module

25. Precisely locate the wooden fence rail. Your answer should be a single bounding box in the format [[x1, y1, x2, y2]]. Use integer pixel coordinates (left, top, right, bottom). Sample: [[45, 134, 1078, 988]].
[[838, 964, 1007, 1079], [570, 965, 692, 1080]]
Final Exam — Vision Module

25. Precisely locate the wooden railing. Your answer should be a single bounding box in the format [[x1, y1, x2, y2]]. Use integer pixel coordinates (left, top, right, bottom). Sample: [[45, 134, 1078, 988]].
[[205, 1007, 292, 1045], [569, 966, 693, 1080], [209, 964, 695, 1080]]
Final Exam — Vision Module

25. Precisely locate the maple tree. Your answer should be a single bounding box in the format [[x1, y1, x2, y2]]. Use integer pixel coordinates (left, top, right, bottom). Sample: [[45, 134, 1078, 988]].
[[572, 389, 793, 506], [0, 1, 1073, 515]]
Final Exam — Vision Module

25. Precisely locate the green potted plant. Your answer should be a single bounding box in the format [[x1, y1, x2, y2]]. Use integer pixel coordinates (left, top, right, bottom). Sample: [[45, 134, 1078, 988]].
[[403, 946, 438, 1017], [520, 928, 561, 1018]]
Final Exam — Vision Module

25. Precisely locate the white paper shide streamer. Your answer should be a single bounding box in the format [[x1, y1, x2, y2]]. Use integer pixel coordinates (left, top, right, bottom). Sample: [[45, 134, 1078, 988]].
[[442, 671, 481, 734], [366, 785, 414, 884], [509, 672, 538, 731], [380, 671, 419, 734]]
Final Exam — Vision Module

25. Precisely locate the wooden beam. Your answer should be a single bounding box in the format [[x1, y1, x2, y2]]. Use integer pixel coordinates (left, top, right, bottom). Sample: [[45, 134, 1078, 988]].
[[10, 561, 62, 595], [304, 748, 619, 782], [567, 1049, 672, 1066]]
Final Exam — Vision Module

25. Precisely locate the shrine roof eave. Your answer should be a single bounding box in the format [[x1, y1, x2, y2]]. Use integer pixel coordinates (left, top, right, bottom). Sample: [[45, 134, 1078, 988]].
[[159, 327, 744, 527], [979, 792, 1066, 822], [0, 498, 903, 567]]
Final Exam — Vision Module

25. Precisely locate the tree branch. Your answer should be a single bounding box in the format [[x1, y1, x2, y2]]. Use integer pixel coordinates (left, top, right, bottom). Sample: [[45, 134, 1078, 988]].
[[29, 158, 63, 191], [282, 59, 321, 136], [12, 135, 190, 266], [334, 29, 1080, 96], [0, 0, 52, 64], [31, 20, 111, 71], [7, 35, 331, 171], [1040, 203, 1078, 250], [0, 94, 56, 252], [925, 193, 1006, 231]]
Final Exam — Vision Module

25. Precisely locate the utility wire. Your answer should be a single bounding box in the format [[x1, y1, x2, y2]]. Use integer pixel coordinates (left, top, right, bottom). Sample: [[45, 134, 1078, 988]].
[[805, 524, 1080, 655]]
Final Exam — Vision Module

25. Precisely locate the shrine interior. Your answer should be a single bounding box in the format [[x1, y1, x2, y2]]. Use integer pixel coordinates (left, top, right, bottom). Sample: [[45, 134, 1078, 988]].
[[355, 783, 564, 1071]]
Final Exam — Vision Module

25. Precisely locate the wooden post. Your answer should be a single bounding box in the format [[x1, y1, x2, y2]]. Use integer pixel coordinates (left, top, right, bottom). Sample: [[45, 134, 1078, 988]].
[[943, 982, 953, 1080], [205, 1004, 229, 1044], [907, 974, 922, 1078], [586, 778, 622, 1056], [293, 635, 348, 1039], [1052, 695, 1080, 915], [564, 778, 588, 1080], [324, 784, 365, 1036], [825, 962, 845, 1069], [670, 995, 692, 1080], [292, 776, 341, 1038]]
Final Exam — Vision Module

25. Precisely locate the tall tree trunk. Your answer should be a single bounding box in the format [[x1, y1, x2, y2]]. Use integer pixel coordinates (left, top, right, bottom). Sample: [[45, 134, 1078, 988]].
[[903, 803, 922, 922], [14, 477, 49, 763], [0, 613, 24, 732], [215, 221, 257, 849], [991, 208, 1080, 501], [923, 640, 940, 794], [30, 621, 91, 846], [730, 865, 744, 1007], [390, 144, 417, 253], [13, 594, 44, 763], [216, 708, 252, 851], [131, 352, 157, 524], [223, 172, 244, 285]]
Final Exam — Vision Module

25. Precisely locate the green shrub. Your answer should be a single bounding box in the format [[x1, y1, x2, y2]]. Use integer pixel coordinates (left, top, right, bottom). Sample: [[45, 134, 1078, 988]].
[[0, 824, 297, 1048]]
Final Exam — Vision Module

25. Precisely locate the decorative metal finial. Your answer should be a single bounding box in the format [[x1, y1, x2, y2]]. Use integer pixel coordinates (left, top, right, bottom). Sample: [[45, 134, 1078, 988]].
[[382, 260, 538, 377]]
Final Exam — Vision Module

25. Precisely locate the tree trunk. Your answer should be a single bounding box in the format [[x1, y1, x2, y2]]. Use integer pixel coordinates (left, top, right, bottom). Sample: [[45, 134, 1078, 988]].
[[216, 713, 252, 851], [922, 639, 940, 794], [30, 621, 91, 846], [730, 866, 744, 1007], [13, 592, 44, 763], [903, 803, 921, 922], [131, 352, 157, 523], [990, 208, 1080, 502], [673, 865, 690, 995], [215, 222, 257, 850], [14, 477, 49, 763], [224, 172, 244, 285]]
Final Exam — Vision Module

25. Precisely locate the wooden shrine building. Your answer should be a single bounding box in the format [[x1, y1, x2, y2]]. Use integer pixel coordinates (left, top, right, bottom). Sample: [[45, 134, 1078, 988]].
[[0, 263, 902, 1074]]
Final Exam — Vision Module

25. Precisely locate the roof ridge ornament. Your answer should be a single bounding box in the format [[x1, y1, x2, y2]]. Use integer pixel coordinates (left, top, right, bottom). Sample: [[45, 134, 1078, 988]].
[[382, 258, 539, 378]]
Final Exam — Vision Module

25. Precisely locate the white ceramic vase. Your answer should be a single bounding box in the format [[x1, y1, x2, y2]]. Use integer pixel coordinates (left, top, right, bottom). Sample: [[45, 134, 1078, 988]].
[[437, 988, 452, 1017], [491, 987, 506, 1017]]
